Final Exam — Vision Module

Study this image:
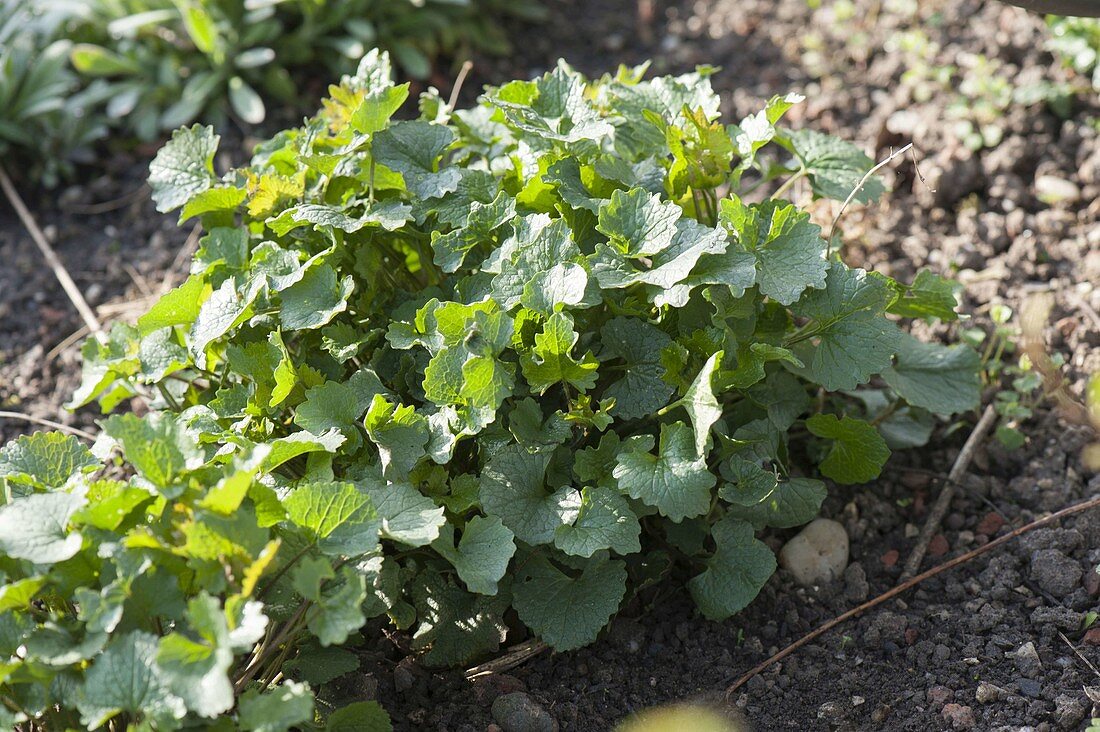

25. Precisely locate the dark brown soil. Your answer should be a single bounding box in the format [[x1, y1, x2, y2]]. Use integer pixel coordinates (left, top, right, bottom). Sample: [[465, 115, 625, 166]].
[[2, 1, 1098, 730]]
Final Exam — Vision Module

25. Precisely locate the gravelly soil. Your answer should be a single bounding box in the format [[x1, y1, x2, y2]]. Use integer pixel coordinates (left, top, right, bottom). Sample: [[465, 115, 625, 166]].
[[1, 0, 1098, 729]]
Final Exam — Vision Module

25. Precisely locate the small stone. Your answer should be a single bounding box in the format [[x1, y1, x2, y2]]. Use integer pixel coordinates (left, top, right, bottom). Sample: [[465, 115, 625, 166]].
[[1021, 528, 1084, 554], [928, 534, 950, 558], [1035, 175, 1081, 204], [941, 703, 975, 729], [1030, 549, 1083, 598], [393, 658, 417, 692], [778, 518, 849, 586], [472, 674, 527, 704], [817, 700, 846, 720], [843, 563, 869, 602], [1085, 567, 1100, 596], [871, 704, 891, 724], [1083, 628, 1100, 646], [1030, 606, 1083, 632], [976, 512, 1006, 536], [1016, 678, 1042, 698], [881, 549, 900, 568], [975, 682, 1006, 703], [487, 725, 503, 732], [928, 685, 954, 708], [1012, 641, 1043, 678], [491, 692, 558, 732], [1053, 693, 1086, 728], [905, 628, 920, 645], [864, 610, 909, 648]]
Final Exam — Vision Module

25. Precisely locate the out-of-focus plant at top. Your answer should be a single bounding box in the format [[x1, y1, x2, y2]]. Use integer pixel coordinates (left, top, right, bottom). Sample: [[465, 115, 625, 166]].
[[0, 0, 544, 184], [1047, 16, 1100, 92], [0, 0, 111, 186], [65, 0, 544, 137]]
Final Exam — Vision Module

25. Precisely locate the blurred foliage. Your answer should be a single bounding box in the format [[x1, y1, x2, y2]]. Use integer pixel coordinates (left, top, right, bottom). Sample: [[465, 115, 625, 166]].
[[616, 704, 746, 732], [0, 1, 110, 186], [1047, 16, 1100, 92], [0, 0, 544, 184]]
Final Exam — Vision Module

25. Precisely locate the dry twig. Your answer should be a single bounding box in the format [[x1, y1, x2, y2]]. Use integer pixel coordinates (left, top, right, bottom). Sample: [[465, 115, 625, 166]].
[[725, 492, 1100, 698], [464, 640, 549, 680], [448, 61, 474, 111], [1057, 630, 1100, 681], [68, 183, 149, 215], [828, 142, 913, 244], [900, 403, 997, 580], [0, 411, 96, 441], [0, 165, 105, 341]]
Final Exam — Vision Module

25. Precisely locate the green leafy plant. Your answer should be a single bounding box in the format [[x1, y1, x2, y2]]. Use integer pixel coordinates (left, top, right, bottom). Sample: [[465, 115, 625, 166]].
[[961, 302, 1068, 449], [0, 427, 395, 729], [3, 52, 983, 725]]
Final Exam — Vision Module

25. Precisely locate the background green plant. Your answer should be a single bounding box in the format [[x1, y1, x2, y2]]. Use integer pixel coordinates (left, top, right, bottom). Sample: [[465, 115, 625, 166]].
[[66, 0, 544, 136], [0, 0, 544, 182], [1, 50, 983, 728], [1047, 15, 1100, 92], [0, 0, 112, 186]]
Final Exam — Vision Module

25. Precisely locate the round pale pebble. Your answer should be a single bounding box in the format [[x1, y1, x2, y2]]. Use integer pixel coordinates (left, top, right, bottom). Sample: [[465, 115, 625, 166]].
[[778, 518, 849, 586]]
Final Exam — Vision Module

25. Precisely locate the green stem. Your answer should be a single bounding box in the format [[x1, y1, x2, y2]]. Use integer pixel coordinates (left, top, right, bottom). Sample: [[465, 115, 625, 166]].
[[156, 382, 181, 411], [771, 167, 807, 201], [233, 601, 310, 693], [704, 188, 719, 226], [783, 321, 822, 348], [255, 543, 311, 600], [690, 188, 705, 222], [869, 399, 901, 427]]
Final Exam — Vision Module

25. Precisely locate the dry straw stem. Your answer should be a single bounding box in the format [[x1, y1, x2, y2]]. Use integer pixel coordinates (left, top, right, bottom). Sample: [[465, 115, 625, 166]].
[[465, 640, 549, 680], [0, 411, 96, 441], [0, 165, 105, 341], [827, 142, 913, 245], [900, 403, 997, 580], [1021, 292, 1092, 426], [725, 492, 1100, 699]]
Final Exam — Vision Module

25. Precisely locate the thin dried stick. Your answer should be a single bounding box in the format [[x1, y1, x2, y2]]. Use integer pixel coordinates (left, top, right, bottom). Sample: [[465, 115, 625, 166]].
[[725, 492, 1100, 698], [448, 60, 474, 111], [465, 640, 549, 680], [68, 183, 149, 215], [901, 403, 997, 580], [0, 165, 105, 341], [46, 326, 91, 363], [828, 143, 913, 244], [0, 411, 96, 441], [123, 263, 155, 298], [1058, 630, 1100, 681]]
